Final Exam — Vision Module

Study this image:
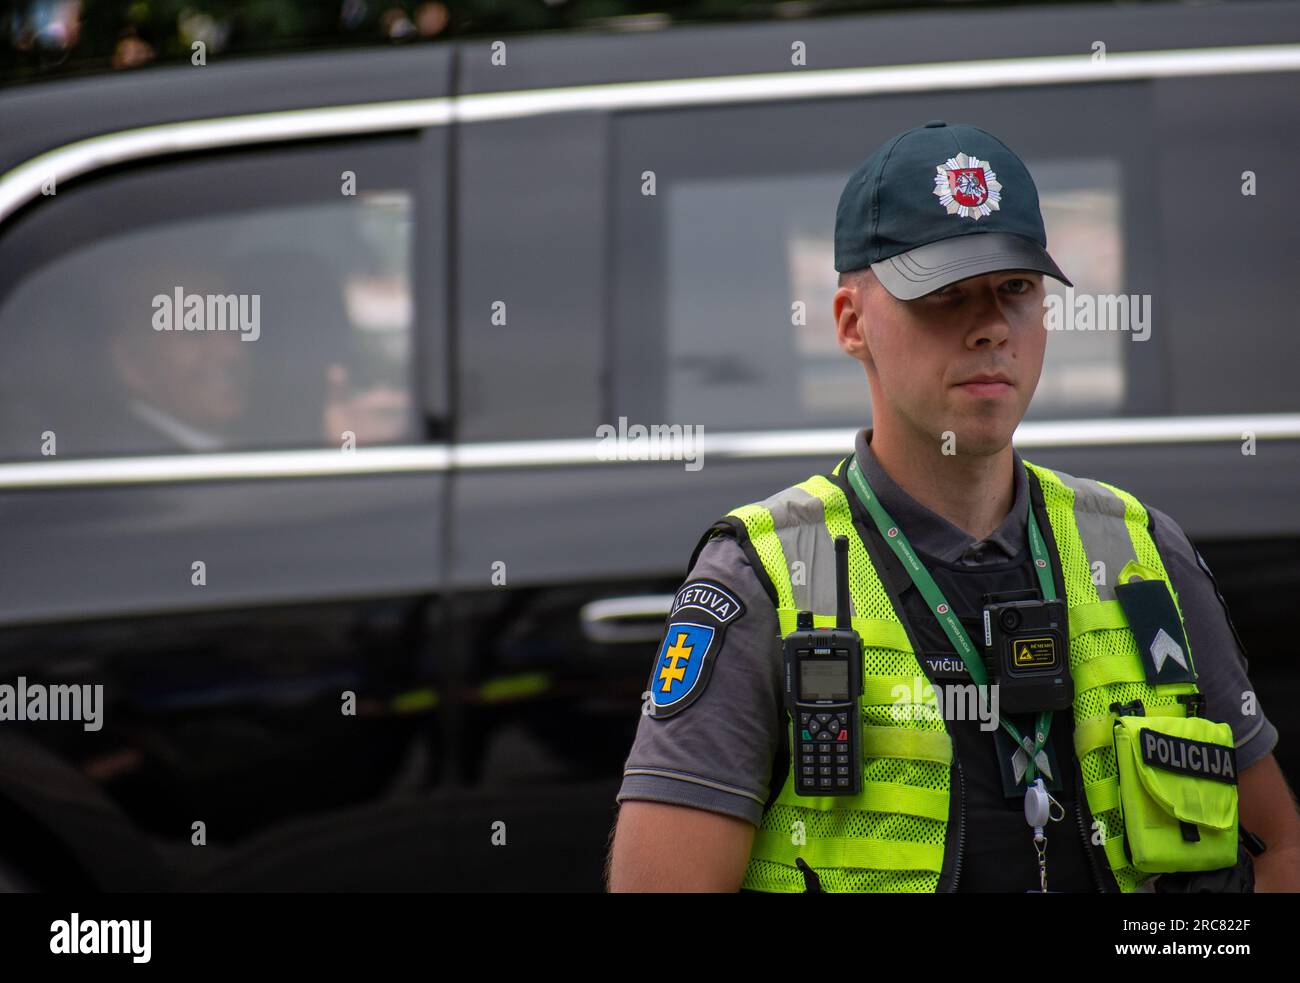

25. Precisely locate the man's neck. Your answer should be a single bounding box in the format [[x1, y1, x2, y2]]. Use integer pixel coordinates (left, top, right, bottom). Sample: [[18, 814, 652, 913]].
[[868, 424, 1016, 542]]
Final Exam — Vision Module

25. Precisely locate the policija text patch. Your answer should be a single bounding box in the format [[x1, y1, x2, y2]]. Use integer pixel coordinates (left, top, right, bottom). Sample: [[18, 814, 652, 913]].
[[1140, 729, 1238, 784]]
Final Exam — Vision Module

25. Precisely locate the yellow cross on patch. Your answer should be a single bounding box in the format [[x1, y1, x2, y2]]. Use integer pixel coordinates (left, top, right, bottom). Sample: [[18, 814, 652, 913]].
[[658, 632, 693, 692]]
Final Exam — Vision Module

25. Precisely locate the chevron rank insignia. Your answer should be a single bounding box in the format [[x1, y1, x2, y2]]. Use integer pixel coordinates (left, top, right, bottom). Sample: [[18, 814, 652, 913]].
[[1114, 577, 1197, 685]]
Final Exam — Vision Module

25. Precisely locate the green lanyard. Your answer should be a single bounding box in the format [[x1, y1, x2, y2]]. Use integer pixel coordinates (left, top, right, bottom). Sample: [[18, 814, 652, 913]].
[[846, 452, 1058, 784]]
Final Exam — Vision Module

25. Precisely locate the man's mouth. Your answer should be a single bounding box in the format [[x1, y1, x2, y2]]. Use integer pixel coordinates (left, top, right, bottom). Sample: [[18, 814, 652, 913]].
[[955, 373, 1014, 397]]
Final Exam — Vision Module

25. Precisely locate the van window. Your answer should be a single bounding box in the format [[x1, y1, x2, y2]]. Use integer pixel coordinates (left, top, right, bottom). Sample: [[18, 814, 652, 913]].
[[612, 88, 1150, 432], [0, 138, 419, 461]]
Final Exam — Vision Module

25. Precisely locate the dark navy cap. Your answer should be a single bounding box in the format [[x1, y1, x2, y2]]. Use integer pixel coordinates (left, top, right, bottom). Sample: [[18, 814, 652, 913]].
[[834, 120, 1072, 300]]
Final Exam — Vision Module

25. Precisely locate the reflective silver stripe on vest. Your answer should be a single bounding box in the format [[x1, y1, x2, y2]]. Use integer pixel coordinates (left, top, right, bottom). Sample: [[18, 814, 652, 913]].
[[1052, 470, 1140, 601], [753, 484, 855, 619]]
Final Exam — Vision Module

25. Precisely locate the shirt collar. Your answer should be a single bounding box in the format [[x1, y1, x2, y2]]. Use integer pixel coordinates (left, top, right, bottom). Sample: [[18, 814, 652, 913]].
[[130, 399, 227, 453], [850, 427, 1029, 564]]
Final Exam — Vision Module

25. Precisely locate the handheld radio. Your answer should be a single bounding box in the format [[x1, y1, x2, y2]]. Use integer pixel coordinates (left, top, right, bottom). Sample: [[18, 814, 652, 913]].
[[783, 535, 864, 796]]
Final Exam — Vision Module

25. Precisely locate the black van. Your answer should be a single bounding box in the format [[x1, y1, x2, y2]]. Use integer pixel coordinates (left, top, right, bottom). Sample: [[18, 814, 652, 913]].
[[0, 0, 1297, 890]]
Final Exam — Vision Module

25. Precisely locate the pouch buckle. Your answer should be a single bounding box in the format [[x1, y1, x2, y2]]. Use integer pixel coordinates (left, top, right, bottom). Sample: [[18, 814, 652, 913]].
[[1110, 699, 1146, 718]]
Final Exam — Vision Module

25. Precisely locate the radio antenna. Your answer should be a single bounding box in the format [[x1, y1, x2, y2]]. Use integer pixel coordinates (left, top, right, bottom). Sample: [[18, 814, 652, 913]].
[[835, 535, 850, 630]]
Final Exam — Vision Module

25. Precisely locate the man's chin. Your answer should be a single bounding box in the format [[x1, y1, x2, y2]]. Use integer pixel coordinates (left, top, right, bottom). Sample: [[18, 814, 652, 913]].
[[944, 419, 1019, 457]]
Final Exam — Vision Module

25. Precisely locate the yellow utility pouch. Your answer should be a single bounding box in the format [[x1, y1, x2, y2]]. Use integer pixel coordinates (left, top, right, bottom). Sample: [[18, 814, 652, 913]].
[[1112, 714, 1239, 873]]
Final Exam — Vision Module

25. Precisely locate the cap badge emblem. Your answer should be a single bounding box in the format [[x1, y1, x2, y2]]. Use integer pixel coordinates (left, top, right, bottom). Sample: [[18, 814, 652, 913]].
[[933, 153, 1001, 220]]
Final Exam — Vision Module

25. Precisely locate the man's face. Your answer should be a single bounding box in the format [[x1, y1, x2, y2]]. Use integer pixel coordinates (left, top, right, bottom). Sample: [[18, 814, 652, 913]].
[[145, 329, 250, 427], [111, 269, 252, 430], [836, 268, 1046, 457]]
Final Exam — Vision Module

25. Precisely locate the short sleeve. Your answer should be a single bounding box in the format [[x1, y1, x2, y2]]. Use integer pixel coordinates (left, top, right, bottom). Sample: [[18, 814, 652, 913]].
[[615, 532, 784, 827], [1149, 505, 1279, 772]]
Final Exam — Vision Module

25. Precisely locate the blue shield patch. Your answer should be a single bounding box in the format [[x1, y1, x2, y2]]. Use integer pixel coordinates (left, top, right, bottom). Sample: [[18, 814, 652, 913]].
[[649, 622, 716, 715]]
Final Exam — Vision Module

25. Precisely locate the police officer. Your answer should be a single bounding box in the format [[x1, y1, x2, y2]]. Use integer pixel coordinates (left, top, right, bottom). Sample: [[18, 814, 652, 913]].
[[607, 121, 1300, 893]]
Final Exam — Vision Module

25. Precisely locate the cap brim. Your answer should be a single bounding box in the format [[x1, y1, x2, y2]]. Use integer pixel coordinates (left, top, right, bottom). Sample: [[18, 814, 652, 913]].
[[870, 232, 1072, 301]]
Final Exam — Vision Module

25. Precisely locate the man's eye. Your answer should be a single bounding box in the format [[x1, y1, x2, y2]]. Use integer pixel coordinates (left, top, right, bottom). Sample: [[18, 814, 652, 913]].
[[1002, 279, 1032, 295]]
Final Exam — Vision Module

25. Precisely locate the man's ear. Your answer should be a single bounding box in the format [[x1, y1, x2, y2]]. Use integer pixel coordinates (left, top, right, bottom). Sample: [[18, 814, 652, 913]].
[[834, 281, 871, 365]]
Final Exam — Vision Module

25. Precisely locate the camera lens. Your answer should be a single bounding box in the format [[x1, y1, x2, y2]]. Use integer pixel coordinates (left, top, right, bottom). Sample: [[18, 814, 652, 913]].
[[999, 609, 1021, 632]]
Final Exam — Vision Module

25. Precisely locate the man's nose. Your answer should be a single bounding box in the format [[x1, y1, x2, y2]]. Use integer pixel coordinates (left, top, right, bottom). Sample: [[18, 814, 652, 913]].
[[964, 288, 1013, 348]]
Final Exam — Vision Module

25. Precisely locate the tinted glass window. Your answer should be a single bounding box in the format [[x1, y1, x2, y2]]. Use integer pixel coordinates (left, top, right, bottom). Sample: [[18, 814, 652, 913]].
[[612, 85, 1157, 432], [658, 161, 1125, 427], [1152, 72, 1300, 415], [1027, 157, 1125, 419], [0, 138, 419, 461]]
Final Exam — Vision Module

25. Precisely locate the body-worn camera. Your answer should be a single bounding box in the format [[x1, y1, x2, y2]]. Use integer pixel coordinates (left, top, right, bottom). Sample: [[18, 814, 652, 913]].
[[982, 589, 1072, 713]]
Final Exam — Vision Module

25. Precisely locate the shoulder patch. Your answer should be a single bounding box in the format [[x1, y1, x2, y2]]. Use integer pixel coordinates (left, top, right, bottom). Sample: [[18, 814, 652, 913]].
[[670, 579, 745, 625], [647, 579, 747, 718]]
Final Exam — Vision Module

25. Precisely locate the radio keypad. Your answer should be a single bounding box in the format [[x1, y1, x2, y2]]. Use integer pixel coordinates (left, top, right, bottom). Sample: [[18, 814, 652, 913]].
[[798, 710, 852, 792]]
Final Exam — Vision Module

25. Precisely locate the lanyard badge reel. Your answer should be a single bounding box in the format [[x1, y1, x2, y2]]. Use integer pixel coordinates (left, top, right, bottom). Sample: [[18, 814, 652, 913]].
[[845, 452, 1071, 889]]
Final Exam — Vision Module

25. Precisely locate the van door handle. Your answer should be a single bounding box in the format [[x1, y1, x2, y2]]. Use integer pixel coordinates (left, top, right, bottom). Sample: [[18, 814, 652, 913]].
[[579, 596, 674, 644]]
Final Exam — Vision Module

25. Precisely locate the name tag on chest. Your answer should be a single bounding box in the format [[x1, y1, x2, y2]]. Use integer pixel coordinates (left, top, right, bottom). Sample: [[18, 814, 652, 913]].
[[920, 653, 973, 680]]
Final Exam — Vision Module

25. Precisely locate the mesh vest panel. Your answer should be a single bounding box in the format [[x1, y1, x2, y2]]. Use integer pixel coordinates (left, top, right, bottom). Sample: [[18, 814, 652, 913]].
[[718, 458, 1202, 893]]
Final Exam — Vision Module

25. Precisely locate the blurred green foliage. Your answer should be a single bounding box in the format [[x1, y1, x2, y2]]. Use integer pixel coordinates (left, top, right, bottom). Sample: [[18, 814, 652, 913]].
[[1, 0, 1119, 86]]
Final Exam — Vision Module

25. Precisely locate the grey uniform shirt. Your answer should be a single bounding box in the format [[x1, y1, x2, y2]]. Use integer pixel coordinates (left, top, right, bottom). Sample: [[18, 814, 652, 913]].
[[616, 427, 1279, 827]]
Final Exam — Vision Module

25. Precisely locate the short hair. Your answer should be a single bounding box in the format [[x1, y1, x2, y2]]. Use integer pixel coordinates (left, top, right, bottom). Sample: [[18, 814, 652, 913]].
[[837, 267, 874, 290]]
